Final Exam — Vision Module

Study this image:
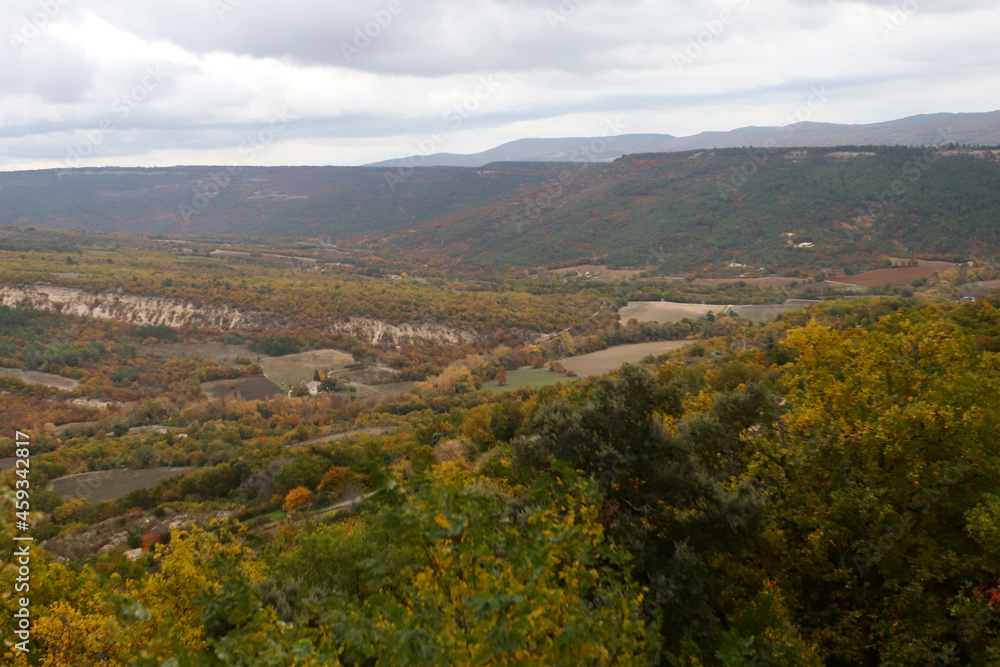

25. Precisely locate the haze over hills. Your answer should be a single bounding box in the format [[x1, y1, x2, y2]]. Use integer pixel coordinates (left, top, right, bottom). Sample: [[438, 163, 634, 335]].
[[366, 110, 1000, 168]]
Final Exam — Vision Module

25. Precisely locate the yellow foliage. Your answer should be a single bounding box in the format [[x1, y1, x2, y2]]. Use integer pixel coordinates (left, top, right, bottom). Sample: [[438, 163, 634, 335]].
[[284, 485, 315, 512]]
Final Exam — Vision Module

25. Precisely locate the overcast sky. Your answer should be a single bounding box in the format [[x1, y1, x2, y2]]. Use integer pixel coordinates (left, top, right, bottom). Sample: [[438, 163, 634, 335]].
[[1, 0, 998, 171]]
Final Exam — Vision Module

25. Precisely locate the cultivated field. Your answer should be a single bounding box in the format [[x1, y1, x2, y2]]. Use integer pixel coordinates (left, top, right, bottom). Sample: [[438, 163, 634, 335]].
[[0, 368, 79, 390], [260, 349, 354, 386], [619, 301, 722, 323], [556, 264, 642, 280], [690, 277, 803, 288], [485, 367, 575, 394], [353, 380, 418, 401], [559, 340, 691, 377], [620, 300, 812, 325], [962, 279, 1000, 298], [51, 467, 201, 503], [827, 264, 953, 287], [202, 377, 285, 401], [141, 341, 251, 364]]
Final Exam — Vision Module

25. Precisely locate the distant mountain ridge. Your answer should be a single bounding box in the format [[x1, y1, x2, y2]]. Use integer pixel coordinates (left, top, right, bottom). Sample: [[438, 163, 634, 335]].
[[366, 110, 1000, 168]]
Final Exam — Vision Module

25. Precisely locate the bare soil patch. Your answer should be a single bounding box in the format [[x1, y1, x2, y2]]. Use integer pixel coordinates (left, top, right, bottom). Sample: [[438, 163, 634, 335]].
[[51, 467, 201, 503], [202, 376, 285, 401], [0, 368, 79, 390], [826, 265, 949, 287]]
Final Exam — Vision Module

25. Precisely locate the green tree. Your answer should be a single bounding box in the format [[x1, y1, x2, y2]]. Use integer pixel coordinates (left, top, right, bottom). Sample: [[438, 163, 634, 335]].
[[753, 315, 1000, 664]]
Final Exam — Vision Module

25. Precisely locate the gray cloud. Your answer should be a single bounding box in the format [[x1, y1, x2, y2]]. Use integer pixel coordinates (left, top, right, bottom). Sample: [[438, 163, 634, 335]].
[[0, 0, 998, 169]]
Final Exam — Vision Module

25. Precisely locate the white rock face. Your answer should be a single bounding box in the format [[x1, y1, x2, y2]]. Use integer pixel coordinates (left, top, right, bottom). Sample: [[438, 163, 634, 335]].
[[0, 283, 264, 330], [0, 283, 517, 346], [329, 316, 477, 346]]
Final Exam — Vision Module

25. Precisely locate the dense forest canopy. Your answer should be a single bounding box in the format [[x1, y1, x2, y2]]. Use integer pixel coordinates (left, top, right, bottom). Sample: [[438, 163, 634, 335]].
[[3, 290, 1000, 664], [2, 145, 999, 275]]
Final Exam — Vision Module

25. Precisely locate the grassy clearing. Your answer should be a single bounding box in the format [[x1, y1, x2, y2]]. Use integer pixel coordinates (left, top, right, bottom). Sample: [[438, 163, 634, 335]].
[[0, 368, 79, 390], [202, 376, 285, 401], [140, 341, 251, 364], [559, 341, 691, 377], [353, 380, 418, 400], [260, 349, 354, 386], [51, 467, 201, 503], [619, 300, 810, 325], [485, 367, 574, 394]]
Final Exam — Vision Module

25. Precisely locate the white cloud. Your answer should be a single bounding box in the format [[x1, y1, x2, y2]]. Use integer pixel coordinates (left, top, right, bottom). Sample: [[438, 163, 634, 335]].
[[0, 0, 998, 169]]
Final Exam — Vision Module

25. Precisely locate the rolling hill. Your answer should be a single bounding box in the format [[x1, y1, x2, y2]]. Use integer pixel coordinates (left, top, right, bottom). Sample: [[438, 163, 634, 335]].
[[366, 110, 1000, 168], [2, 145, 999, 275]]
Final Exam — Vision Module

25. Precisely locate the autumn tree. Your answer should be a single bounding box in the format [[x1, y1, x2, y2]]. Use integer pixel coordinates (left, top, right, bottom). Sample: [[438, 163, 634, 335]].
[[752, 314, 1000, 663]]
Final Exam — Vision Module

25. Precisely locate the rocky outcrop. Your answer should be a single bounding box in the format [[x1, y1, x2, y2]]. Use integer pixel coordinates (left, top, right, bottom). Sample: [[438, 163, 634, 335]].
[[329, 316, 478, 346], [0, 283, 540, 347], [0, 284, 264, 330]]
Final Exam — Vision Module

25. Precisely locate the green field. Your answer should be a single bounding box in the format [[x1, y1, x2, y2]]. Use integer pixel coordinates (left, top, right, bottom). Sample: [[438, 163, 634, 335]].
[[260, 349, 355, 386], [485, 367, 576, 394], [559, 340, 692, 377]]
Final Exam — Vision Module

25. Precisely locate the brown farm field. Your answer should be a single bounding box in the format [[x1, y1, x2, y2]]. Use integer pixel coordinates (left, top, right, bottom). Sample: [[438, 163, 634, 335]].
[[0, 368, 79, 390], [140, 341, 251, 364], [261, 349, 354, 386], [619, 301, 809, 325], [559, 340, 691, 377], [202, 377, 285, 401], [619, 301, 722, 323], [826, 264, 952, 287], [51, 467, 201, 503]]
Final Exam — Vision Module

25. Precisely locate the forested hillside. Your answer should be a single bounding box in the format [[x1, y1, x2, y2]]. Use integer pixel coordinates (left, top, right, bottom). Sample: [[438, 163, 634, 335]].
[[370, 146, 1000, 274], [3, 146, 1000, 276], [5, 296, 1000, 664]]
